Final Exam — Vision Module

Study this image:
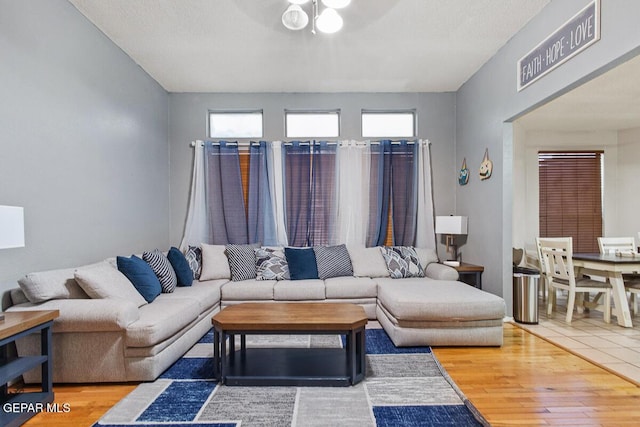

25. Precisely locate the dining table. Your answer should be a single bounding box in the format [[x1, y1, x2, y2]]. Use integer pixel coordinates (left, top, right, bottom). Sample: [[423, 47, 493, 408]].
[[572, 253, 640, 328]]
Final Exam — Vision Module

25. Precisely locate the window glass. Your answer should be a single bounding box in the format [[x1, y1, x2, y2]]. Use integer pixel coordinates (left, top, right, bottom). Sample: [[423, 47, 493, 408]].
[[209, 111, 263, 138], [362, 111, 415, 138], [285, 111, 340, 138]]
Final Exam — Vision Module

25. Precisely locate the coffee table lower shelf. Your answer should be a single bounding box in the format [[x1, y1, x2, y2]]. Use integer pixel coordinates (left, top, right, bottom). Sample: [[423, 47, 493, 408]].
[[223, 347, 355, 386], [213, 329, 366, 387]]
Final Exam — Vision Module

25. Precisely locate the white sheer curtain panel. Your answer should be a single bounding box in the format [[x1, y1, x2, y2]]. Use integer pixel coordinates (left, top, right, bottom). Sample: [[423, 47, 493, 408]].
[[267, 141, 289, 246], [334, 140, 371, 246], [415, 139, 436, 249], [180, 141, 209, 251]]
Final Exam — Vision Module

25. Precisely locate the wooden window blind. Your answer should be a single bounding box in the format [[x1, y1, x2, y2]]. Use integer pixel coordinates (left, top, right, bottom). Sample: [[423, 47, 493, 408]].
[[538, 151, 603, 253]]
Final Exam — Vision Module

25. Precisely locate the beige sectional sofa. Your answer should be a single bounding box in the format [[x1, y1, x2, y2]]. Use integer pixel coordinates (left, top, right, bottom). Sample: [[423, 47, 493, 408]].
[[3, 245, 505, 384]]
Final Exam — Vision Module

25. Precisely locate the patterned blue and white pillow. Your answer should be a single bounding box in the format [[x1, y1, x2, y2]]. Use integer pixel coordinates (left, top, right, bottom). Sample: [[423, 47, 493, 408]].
[[255, 247, 290, 280], [184, 246, 202, 280], [142, 249, 178, 293], [313, 244, 353, 279], [225, 243, 260, 282], [381, 246, 425, 279]]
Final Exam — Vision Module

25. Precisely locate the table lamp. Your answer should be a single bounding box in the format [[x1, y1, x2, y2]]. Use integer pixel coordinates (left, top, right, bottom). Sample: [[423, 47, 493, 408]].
[[0, 205, 25, 321], [435, 215, 468, 265]]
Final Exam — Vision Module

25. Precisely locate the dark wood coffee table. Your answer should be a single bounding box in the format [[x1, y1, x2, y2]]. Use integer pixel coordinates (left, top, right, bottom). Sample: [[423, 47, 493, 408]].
[[211, 302, 367, 386]]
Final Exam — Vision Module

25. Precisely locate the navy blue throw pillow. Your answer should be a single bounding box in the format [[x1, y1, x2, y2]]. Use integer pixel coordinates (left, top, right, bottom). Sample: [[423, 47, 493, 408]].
[[167, 247, 194, 287], [284, 247, 319, 280], [117, 255, 162, 303]]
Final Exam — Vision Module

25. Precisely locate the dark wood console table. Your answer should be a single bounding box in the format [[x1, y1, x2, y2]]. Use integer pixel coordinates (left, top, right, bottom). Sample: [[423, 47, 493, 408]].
[[1, 310, 59, 427]]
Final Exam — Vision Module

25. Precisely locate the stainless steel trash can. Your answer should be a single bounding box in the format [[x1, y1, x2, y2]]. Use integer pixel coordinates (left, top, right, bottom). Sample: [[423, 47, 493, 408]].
[[513, 266, 540, 324]]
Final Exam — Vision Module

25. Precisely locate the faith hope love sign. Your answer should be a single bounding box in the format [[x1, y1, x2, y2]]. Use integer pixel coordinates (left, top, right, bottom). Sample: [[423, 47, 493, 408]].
[[518, 0, 600, 91]]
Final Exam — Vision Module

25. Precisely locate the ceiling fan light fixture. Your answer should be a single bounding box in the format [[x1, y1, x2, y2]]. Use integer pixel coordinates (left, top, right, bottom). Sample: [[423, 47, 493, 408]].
[[321, 0, 351, 9], [316, 8, 343, 33], [282, 4, 309, 31]]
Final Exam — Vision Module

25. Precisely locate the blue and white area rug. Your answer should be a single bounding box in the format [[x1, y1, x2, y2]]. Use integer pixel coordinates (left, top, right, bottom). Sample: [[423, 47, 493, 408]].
[[94, 328, 488, 426]]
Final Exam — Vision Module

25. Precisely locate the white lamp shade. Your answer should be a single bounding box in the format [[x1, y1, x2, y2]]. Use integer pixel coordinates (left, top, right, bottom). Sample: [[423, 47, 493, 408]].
[[0, 205, 25, 249], [322, 0, 351, 9], [316, 8, 343, 33], [435, 216, 468, 235], [282, 5, 309, 30]]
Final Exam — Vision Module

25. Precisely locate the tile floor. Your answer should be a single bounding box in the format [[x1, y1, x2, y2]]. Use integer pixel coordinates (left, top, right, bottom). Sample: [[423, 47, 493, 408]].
[[514, 292, 640, 386]]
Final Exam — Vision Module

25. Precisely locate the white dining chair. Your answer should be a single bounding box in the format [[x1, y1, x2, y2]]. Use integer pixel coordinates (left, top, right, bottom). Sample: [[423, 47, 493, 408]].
[[532, 238, 564, 303], [598, 236, 640, 316], [597, 236, 636, 254], [538, 237, 612, 324]]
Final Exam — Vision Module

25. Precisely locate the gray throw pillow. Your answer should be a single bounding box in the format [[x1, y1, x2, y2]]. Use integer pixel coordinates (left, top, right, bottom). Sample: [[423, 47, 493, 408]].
[[255, 247, 290, 280], [142, 249, 177, 293], [313, 244, 353, 279], [381, 246, 425, 279], [225, 243, 260, 282], [184, 246, 202, 280]]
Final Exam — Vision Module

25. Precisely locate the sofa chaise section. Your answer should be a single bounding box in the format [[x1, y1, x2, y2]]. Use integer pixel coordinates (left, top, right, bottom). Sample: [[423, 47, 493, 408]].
[[376, 278, 506, 346]]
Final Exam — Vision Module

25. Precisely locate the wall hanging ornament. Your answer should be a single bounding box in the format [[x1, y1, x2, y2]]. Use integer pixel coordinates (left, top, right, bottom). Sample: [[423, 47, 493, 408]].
[[458, 158, 469, 185], [479, 148, 493, 180]]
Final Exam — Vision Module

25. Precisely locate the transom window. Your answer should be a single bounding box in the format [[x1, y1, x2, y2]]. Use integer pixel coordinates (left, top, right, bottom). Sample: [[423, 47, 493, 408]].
[[208, 110, 263, 138], [285, 110, 340, 138], [361, 110, 416, 138]]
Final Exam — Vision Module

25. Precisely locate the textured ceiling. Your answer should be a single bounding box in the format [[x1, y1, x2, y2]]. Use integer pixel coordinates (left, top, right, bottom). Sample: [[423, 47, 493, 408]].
[[516, 55, 640, 132], [68, 0, 549, 93]]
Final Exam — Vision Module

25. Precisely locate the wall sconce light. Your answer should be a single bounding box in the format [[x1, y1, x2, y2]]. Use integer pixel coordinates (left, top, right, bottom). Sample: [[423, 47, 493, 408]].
[[435, 215, 468, 265]]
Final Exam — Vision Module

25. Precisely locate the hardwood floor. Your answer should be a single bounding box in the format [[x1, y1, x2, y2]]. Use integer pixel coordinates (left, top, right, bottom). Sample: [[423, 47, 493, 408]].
[[433, 323, 640, 426], [21, 323, 640, 426]]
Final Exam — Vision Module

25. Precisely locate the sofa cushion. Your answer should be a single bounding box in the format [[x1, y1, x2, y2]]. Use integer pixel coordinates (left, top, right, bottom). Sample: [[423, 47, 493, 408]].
[[226, 243, 260, 281], [200, 244, 230, 280], [273, 279, 325, 300], [167, 247, 193, 287], [126, 297, 200, 348], [415, 247, 439, 267], [18, 267, 88, 303], [156, 279, 225, 315], [185, 246, 203, 280], [381, 246, 425, 278], [324, 276, 377, 299], [285, 247, 319, 280], [376, 278, 505, 322], [313, 244, 353, 279], [143, 249, 178, 293], [347, 246, 390, 278], [221, 279, 275, 301], [255, 247, 290, 280], [117, 255, 162, 303], [74, 261, 148, 308]]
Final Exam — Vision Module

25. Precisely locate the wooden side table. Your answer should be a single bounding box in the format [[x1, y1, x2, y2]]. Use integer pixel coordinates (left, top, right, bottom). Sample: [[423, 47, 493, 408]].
[[1, 310, 59, 427], [453, 262, 484, 289]]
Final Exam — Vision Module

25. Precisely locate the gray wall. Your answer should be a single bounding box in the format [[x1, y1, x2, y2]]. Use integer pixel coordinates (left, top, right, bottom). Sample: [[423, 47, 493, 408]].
[[168, 92, 457, 252], [456, 0, 640, 312], [0, 0, 169, 294]]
